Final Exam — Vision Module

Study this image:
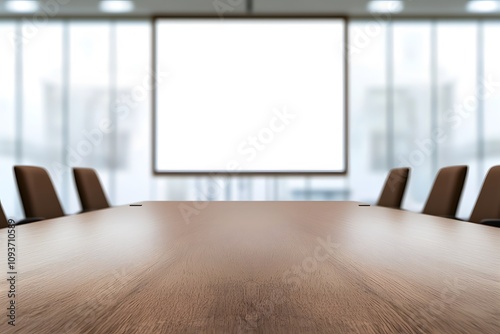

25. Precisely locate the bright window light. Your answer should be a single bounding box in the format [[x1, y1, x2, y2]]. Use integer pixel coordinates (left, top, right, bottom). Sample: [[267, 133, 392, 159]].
[[5, 0, 40, 13], [367, 1, 404, 13], [467, 1, 500, 12], [99, 1, 135, 13]]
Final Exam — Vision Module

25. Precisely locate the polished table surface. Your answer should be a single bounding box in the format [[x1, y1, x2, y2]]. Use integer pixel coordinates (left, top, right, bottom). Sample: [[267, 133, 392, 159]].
[[0, 201, 499, 333]]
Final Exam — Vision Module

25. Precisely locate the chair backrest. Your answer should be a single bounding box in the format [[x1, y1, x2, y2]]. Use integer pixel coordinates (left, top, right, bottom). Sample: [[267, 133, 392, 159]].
[[0, 201, 9, 229], [14, 166, 65, 220], [422, 165, 468, 218], [469, 165, 500, 224], [376, 167, 410, 209], [73, 168, 110, 212]]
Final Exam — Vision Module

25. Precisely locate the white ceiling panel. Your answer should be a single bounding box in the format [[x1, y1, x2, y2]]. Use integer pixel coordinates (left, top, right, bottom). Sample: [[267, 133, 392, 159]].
[[0, 0, 494, 17]]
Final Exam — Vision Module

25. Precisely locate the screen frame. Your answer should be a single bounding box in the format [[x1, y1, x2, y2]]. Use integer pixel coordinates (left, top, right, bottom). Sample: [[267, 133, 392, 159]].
[[152, 15, 349, 176]]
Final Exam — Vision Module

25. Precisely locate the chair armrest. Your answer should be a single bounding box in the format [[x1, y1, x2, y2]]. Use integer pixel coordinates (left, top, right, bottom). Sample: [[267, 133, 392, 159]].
[[479, 219, 500, 228], [14, 217, 45, 225]]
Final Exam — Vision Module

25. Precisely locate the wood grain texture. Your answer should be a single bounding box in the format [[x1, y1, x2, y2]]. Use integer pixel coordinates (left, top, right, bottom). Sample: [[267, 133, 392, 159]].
[[0, 201, 499, 333]]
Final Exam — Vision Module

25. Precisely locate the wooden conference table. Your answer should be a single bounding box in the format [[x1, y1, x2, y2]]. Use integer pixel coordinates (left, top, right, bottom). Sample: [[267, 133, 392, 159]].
[[0, 201, 499, 333]]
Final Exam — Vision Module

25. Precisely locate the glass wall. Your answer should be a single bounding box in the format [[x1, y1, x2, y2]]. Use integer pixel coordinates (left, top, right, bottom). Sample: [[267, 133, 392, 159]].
[[436, 22, 479, 218], [0, 20, 156, 218], [1, 19, 499, 221], [0, 22, 18, 217], [349, 19, 500, 219], [21, 22, 65, 211], [392, 22, 433, 211], [348, 20, 389, 204], [483, 22, 500, 203]]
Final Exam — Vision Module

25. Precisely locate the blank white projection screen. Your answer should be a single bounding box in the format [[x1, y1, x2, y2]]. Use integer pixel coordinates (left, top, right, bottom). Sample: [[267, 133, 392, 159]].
[[155, 19, 346, 173]]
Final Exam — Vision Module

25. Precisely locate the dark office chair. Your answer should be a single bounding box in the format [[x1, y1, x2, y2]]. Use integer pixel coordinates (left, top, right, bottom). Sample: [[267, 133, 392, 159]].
[[468, 166, 500, 227], [14, 166, 65, 220], [422, 166, 468, 218], [376, 167, 410, 209], [73, 168, 110, 212], [0, 201, 8, 229], [1, 199, 45, 227]]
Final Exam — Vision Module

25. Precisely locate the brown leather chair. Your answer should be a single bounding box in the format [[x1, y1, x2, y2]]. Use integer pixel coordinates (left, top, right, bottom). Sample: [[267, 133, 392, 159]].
[[1, 199, 44, 226], [14, 166, 65, 220], [469, 165, 500, 226], [73, 168, 110, 212], [422, 166, 468, 218], [0, 201, 8, 229], [376, 167, 410, 209]]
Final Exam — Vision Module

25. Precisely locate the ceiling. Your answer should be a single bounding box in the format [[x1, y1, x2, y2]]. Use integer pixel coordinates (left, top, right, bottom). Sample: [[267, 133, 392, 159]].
[[0, 0, 495, 17]]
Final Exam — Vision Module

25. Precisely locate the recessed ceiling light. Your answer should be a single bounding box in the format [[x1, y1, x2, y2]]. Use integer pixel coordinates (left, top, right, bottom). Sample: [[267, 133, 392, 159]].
[[5, 0, 40, 13], [467, 1, 500, 12], [367, 1, 404, 13], [99, 1, 135, 13]]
